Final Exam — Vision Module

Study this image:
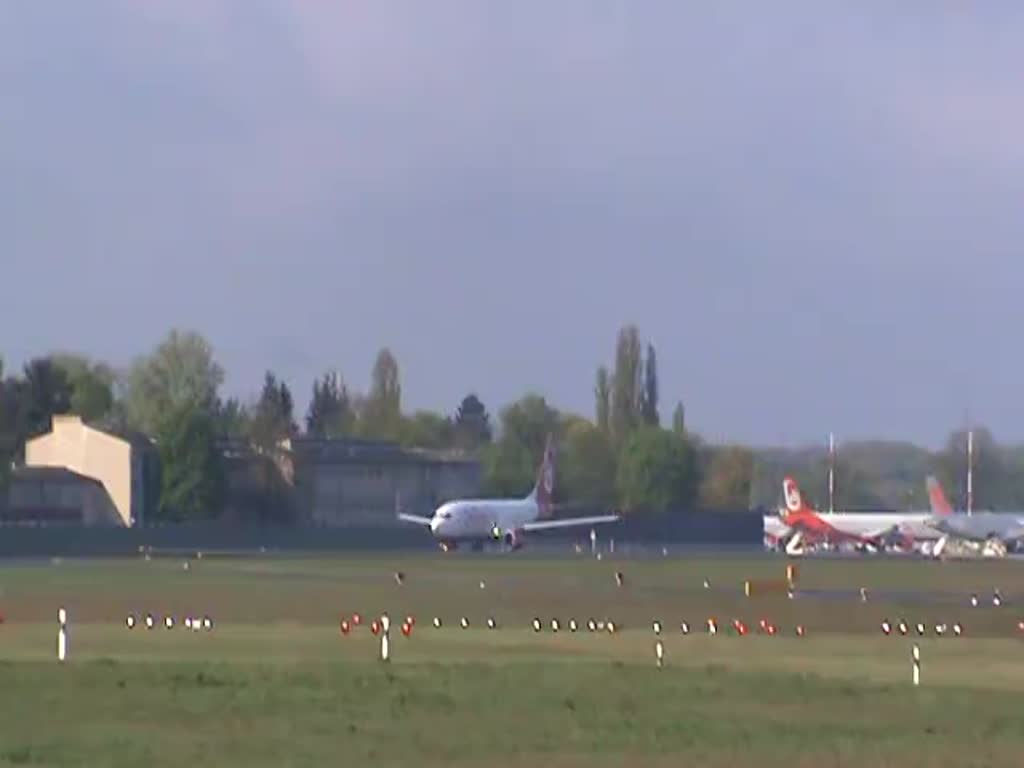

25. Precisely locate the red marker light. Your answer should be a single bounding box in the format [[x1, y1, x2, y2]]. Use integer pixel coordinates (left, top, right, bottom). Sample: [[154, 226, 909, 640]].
[[370, 620, 380, 635], [352, 613, 362, 626], [340, 620, 351, 635], [401, 622, 412, 637], [405, 615, 415, 626]]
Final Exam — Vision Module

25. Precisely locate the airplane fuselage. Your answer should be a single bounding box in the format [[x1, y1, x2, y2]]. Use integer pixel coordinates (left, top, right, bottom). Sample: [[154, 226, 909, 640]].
[[764, 511, 946, 550], [430, 499, 539, 541]]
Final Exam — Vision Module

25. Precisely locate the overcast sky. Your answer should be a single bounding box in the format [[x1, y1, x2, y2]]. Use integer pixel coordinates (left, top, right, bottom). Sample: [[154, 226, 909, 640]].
[[2, 3, 1022, 448]]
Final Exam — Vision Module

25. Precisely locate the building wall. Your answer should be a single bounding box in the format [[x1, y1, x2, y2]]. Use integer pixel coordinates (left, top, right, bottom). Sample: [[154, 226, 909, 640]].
[[301, 459, 481, 526], [24, 416, 133, 526], [6, 475, 121, 526]]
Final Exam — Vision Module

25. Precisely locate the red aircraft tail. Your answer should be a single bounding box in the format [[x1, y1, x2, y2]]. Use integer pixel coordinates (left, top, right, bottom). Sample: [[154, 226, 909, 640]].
[[529, 434, 556, 518], [926, 476, 954, 516]]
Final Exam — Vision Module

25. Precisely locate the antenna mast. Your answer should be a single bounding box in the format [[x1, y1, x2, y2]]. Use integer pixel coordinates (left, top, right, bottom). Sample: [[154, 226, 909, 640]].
[[827, 432, 835, 514], [966, 429, 974, 516]]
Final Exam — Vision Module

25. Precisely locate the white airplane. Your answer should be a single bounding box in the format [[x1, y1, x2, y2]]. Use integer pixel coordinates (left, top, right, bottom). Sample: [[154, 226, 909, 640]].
[[397, 434, 619, 551]]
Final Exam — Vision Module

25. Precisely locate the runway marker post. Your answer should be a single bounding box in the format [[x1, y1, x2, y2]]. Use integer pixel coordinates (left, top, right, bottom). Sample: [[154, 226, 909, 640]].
[[912, 643, 920, 686], [57, 608, 67, 663], [380, 613, 391, 663]]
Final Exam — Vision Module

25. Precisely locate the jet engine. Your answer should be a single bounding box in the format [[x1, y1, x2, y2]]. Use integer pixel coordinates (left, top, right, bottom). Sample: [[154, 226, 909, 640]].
[[489, 525, 523, 550]]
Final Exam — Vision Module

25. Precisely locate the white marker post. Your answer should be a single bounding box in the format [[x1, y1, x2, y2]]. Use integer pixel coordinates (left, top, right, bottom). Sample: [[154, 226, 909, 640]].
[[912, 643, 920, 686], [590, 528, 597, 555], [380, 613, 391, 663], [57, 608, 67, 663], [655, 639, 664, 668]]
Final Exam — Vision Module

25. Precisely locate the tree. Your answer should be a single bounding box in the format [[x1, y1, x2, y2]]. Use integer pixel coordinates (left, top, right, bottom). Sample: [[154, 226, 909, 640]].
[[153, 400, 225, 522], [51, 354, 115, 422], [671, 401, 686, 435], [452, 393, 491, 450], [21, 357, 73, 438], [358, 348, 402, 440], [699, 445, 754, 510], [616, 427, 698, 514], [214, 397, 251, 440], [482, 394, 559, 495], [0, 373, 27, 468], [125, 330, 223, 434], [594, 366, 611, 434], [640, 343, 659, 427], [249, 371, 297, 451], [610, 325, 643, 443], [402, 410, 454, 450], [306, 372, 353, 438], [560, 419, 617, 508]]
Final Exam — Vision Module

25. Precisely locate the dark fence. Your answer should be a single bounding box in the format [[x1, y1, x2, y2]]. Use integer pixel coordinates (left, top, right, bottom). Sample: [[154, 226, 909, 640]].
[[0, 511, 764, 557]]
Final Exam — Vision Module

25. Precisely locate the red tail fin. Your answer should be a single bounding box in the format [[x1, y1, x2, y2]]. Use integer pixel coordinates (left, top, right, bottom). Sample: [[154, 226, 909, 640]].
[[531, 434, 556, 518], [782, 476, 814, 515], [926, 476, 954, 516]]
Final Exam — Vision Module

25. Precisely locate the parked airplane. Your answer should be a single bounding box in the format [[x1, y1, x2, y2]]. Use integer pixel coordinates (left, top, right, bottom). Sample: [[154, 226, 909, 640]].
[[923, 476, 1024, 557], [397, 434, 619, 551], [773, 477, 949, 555]]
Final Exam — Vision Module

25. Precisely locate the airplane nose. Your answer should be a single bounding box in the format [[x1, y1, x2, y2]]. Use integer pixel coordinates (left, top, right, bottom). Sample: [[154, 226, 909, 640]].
[[430, 517, 442, 533]]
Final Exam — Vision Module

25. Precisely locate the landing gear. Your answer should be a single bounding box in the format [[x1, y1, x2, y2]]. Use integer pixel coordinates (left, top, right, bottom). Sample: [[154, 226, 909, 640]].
[[439, 541, 458, 553], [983, 536, 1008, 558]]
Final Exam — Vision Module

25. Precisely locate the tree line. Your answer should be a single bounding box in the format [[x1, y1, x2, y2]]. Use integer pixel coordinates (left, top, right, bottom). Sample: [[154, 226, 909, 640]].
[[1, 326, 1020, 522]]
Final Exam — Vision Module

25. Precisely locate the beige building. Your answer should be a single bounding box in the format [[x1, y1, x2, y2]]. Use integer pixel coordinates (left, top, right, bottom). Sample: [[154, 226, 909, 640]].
[[21, 415, 156, 526], [11, 416, 481, 527]]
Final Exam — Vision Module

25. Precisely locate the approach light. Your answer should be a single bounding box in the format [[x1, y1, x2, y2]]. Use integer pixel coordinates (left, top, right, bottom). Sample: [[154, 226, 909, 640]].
[[532, 618, 542, 632], [680, 621, 690, 635], [125, 615, 136, 629]]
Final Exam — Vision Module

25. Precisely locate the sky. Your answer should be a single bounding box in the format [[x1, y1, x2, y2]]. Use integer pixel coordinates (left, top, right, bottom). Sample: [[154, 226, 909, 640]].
[[2, 3, 1022, 449]]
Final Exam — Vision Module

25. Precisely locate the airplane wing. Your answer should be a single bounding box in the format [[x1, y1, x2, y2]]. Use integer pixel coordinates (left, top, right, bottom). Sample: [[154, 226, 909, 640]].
[[397, 512, 433, 526], [522, 515, 619, 532]]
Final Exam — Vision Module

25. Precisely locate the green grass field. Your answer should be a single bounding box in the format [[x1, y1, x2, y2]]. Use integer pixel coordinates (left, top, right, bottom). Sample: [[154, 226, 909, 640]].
[[2, 552, 1024, 766]]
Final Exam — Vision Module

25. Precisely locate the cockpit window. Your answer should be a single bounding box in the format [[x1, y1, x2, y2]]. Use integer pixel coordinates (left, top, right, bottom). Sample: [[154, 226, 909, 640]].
[[439, 511, 452, 520]]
